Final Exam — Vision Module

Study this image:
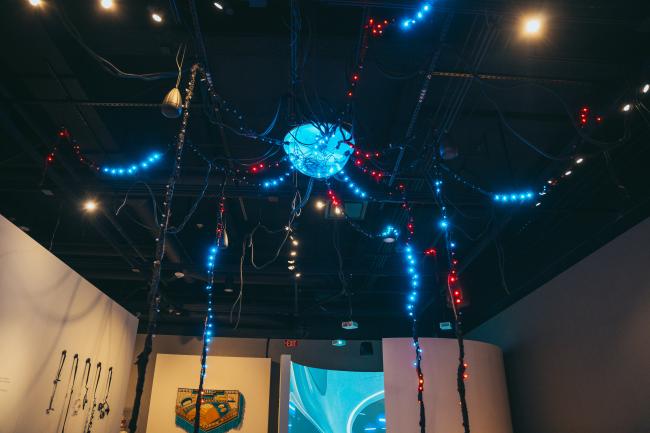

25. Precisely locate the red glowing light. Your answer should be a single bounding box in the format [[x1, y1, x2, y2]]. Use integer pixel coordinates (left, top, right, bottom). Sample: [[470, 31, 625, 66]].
[[352, 74, 359, 81], [596, 116, 603, 123], [453, 290, 460, 296], [424, 248, 437, 256], [347, 91, 353, 97]]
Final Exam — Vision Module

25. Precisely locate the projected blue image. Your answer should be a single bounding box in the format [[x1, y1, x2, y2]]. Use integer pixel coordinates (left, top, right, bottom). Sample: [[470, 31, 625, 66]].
[[288, 362, 386, 433]]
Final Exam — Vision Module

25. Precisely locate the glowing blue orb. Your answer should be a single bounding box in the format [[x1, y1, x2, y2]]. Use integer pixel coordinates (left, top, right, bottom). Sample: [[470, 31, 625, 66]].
[[283, 123, 354, 179]]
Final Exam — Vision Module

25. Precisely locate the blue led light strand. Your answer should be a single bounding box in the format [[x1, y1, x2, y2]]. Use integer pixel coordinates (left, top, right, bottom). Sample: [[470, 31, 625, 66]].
[[193, 193, 225, 433], [401, 2, 433, 30], [432, 169, 470, 433], [101, 152, 163, 176]]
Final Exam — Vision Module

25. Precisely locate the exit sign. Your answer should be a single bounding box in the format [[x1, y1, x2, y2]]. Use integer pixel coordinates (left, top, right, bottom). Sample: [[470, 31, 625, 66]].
[[284, 339, 298, 348]]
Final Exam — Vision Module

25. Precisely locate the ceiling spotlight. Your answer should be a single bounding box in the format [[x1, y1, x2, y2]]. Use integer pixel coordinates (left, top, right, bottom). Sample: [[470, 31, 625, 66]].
[[575, 157, 584, 164], [100, 0, 114, 10], [174, 271, 185, 279], [151, 12, 163, 23], [83, 199, 98, 212], [564, 170, 572, 176], [287, 260, 295, 264], [213, 1, 224, 10], [334, 206, 342, 216], [224, 287, 234, 293], [642, 84, 649, 94], [315, 200, 326, 210], [295, 273, 302, 278], [292, 239, 299, 246], [622, 103, 631, 112], [288, 265, 295, 270], [28, 0, 42, 7], [290, 251, 297, 257], [522, 15, 543, 36]]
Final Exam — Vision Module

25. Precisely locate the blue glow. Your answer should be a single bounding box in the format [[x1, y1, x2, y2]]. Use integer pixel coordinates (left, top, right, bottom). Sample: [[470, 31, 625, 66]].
[[379, 225, 400, 240], [283, 123, 353, 178], [401, 2, 433, 30], [439, 220, 449, 229], [102, 152, 162, 176], [493, 191, 535, 204]]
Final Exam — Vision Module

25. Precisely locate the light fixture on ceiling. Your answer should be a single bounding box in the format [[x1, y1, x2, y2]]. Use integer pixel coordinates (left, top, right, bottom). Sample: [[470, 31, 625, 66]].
[[522, 15, 543, 36], [151, 12, 163, 23], [100, 0, 114, 10], [161, 87, 182, 118], [83, 199, 98, 212], [642, 84, 649, 94], [315, 200, 326, 210], [213, 1, 224, 10], [174, 271, 185, 279], [295, 272, 302, 278], [28, 0, 42, 7], [622, 103, 631, 112]]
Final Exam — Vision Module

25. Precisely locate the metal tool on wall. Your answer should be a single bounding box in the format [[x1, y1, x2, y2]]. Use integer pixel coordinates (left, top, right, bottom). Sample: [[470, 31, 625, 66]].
[[46, 350, 67, 414], [59, 354, 79, 433], [97, 367, 113, 419], [83, 362, 102, 433], [72, 358, 91, 416]]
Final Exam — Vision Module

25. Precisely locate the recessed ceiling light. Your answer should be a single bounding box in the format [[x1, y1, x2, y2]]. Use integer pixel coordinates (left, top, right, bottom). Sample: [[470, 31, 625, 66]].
[[213, 1, 224, 10], [642, 84, 649, 94], [83, 200, 98, 212], [522, 15, 543, 36], [100, 0, 114, 9], [315, 200, 326, 209], [28, 0, 42, 7], [295, 272, 302, 278], [622, 103, 631, 112], [151, 13, 163, 23], [575, 157, 584, 164], [174, 271, 185, 279]]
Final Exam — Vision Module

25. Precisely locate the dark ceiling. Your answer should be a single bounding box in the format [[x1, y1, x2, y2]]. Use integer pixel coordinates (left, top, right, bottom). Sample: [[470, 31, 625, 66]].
[[1, 0, 649, 339]]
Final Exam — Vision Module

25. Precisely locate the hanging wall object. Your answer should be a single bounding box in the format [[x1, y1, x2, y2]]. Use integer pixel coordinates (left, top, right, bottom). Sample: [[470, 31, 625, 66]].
[[46, 350, 67, 414], [175, 388, 244, 433]]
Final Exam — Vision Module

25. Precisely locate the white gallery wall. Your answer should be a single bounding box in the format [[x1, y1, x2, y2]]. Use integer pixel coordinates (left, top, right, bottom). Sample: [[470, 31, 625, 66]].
[[0, 214, 138, 433], [383, 338, 512, 433], [146, 354, 271, 433]]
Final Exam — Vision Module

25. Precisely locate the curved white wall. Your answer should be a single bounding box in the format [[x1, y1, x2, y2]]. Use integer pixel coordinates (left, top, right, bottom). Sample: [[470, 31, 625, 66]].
[[383, 338, 512, 433]]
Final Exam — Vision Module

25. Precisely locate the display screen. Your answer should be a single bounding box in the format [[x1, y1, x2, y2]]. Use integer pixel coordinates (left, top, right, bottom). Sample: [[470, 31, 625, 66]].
[[288, 362, 386, 433]]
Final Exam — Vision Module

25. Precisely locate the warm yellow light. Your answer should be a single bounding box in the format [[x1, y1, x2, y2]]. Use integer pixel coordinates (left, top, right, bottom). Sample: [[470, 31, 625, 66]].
[[288, 265, 295, 270], [334, 206, 342, 215], [28, 0, 42, 7], [292, 239, 299, 246], [290, 251, 297, 257], [315, 200, 326, 210], [151, 13, 162, 23], [295, 273, 302, 278], [83, 200, 98, 212], [522, 16, 543, 35], [100, 0, 114, 10]]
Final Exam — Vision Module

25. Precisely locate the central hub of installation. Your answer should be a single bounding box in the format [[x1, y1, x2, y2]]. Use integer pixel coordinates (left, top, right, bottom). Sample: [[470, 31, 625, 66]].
[[283, 123, 354, 178]]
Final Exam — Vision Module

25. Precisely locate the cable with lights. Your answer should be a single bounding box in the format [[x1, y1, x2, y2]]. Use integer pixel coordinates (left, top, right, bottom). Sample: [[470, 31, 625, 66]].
[[192, 191, 226, 433], [432, 169, 470, 433], [46, 127, 166, 176], [400, 2, 433, 30]]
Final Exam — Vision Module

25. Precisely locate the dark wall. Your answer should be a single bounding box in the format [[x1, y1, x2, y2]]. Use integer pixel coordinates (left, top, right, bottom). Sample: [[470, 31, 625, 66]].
[[469, 218, 650, 433]]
